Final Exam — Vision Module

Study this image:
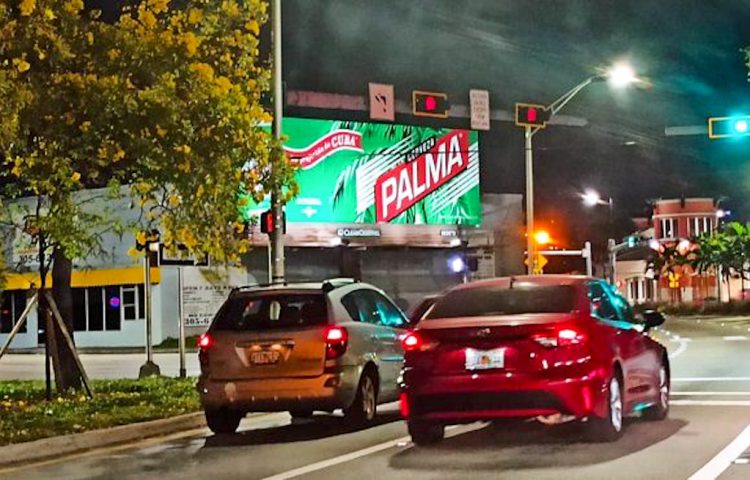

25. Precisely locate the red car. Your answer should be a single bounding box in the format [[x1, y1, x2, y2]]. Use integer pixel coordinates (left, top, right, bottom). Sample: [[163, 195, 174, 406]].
[[399, 275, 669, 445]]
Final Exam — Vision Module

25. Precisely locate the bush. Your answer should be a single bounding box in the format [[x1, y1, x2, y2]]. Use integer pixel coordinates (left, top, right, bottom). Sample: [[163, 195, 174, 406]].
[[0, 377, 199, 445], [636, 300, 750, 316]]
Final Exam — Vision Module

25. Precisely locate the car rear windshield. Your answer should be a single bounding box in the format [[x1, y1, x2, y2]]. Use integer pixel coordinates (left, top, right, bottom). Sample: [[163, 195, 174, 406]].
[[424, 285, 576, 319], [211, 293, 328, 331]]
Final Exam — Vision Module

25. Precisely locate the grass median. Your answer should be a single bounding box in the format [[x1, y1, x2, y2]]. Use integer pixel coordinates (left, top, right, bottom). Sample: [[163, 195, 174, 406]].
[[0, 377, 200, 446]]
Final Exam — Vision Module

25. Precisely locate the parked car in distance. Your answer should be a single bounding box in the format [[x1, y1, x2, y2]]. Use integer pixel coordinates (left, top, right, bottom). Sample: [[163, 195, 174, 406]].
[[399, 275, 669, 445], [196, 278, 410, 434], [408, 294, 438, 324]]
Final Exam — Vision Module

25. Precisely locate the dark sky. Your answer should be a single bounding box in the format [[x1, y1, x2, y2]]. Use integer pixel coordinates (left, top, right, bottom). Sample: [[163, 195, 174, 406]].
[[281, 0, 750, 244]]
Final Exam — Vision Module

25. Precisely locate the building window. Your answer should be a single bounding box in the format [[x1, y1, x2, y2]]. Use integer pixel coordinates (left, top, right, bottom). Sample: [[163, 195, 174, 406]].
[[659, 218, 676, 239], [690, 217, 712, 236], [71, 284, 144, 332], [1, 291, 28, 334]]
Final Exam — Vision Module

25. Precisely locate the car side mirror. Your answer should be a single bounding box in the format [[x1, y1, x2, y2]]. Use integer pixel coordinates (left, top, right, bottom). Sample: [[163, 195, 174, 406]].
[[642, 310, 665, 330]]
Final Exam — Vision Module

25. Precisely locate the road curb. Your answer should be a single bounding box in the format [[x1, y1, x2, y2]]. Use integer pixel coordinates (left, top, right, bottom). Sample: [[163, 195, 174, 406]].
[[0, 411, 207, 468]]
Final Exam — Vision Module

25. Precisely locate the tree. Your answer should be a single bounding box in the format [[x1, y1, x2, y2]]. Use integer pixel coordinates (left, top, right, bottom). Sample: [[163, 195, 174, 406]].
[[689, 222, 750, 300], [0, 0, 295, 391]]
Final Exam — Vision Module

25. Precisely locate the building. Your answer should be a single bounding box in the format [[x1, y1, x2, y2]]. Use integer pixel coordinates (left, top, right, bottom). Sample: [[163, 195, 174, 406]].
[[615, 197, 734, 304]]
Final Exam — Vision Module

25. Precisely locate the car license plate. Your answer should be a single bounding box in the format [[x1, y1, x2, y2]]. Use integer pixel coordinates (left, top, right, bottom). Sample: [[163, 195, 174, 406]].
[[465, 348, 505, 371], [250, 350, 281, 365]]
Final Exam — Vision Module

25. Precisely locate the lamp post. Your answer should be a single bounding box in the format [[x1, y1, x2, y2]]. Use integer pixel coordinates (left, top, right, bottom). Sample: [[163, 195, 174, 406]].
[[524, 63, 638, 275], [269, 0, 285, 284]]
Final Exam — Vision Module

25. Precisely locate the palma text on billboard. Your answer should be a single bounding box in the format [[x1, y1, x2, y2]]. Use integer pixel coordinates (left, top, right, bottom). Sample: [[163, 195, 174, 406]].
[[374, 130, 469, 222]]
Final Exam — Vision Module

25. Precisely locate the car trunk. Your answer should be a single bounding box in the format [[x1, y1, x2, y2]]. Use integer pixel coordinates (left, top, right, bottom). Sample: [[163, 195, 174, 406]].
[[413, 314, 585, 376], [207, 291, 329, 381]]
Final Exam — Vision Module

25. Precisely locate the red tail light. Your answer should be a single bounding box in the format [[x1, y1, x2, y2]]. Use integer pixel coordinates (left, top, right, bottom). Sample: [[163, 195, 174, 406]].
[[402, 332, 422, 351], [399, 392, 410, 418], [532, 327, 586, 348], [325, 326, 348, 359], [401, 332, 438, 352], [197, 333, 214, 351]]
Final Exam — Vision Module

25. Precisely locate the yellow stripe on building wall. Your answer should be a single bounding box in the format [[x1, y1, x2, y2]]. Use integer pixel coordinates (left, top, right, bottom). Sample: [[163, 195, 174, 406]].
[[4, 267, 161, 290]]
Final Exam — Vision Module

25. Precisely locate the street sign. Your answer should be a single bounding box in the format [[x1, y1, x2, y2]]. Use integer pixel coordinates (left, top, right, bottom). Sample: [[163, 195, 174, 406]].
[[469, 89, 490, 131], [368, 83, 395, 122], [524, 253, 548, 273], [668, 272, 681, 289]]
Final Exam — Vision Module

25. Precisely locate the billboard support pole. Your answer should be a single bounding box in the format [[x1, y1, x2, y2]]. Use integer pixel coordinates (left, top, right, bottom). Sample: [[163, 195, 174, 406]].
[[270, 0, 285, 284]]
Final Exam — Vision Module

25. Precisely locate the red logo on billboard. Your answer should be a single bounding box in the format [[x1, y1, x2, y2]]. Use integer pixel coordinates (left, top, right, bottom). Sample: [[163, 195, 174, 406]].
[[374, 130, 469, 223], [284, 130, 363, 170]]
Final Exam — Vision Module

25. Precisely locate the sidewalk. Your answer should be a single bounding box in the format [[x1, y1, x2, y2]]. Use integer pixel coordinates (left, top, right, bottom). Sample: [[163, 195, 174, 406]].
[[0, 353, 201, 380]]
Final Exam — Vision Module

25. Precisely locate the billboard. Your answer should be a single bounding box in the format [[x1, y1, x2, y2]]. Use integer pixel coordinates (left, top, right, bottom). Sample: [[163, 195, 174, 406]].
[[245, 118, 481, 226]]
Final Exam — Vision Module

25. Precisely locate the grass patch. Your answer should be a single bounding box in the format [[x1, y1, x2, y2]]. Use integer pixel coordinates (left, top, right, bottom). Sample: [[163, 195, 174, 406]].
[[0, 377, 200, 446], [155, 336, 199, 350]]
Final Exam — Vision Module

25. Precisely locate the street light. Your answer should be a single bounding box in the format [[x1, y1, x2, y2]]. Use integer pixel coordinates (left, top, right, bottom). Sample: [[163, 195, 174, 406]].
[[522, 62, 638, 274], [581, 189, 602, 207]]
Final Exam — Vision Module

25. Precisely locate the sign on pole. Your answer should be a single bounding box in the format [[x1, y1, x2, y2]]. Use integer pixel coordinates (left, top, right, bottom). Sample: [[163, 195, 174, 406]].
[[369, 83, 395, 122], [469, 89, 490, 131]]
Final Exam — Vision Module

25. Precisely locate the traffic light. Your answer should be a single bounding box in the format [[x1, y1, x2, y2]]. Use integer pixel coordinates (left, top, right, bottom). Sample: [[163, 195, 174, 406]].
[[515, 103, 550, 129], [412, 91, 449, 118], [708, 115, 750, 139], [259, 210, 286, 234], [533, 230, 551, 245]]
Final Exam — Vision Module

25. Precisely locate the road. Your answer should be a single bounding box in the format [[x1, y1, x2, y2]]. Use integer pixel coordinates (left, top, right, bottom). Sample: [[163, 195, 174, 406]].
[[4, 316, 750, 480]]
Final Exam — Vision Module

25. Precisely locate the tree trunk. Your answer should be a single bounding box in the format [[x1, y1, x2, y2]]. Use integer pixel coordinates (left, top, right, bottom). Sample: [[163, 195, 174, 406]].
[[50, 247, 82, 392]]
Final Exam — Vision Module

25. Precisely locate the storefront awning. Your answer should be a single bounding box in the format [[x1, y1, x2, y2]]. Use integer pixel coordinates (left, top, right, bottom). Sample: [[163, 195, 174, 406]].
[[4, 267, 161, 291]]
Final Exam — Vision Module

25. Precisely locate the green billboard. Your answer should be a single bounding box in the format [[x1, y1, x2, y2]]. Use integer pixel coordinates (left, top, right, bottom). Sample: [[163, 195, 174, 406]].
[[245, 118, 481, 226]]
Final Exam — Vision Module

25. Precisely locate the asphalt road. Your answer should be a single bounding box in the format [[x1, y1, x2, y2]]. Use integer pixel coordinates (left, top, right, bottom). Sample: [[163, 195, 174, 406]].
[[4, 316, 750, 480]]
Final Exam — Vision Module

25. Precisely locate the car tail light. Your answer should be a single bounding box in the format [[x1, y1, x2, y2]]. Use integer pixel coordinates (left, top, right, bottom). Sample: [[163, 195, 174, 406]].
[[325, 326, 348, 359], [197, 333, 214, 351], [401, 332, 438, 352], [399, 392, 410, 418], [532, 327, 587, 348]]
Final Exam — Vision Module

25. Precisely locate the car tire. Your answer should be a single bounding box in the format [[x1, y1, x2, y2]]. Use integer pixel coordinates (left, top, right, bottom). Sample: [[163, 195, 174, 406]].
[[643, 362, 670, 421], [587, 373, 625, 442], [289, 409, 314, 419], [408, 421, 445, 445], [344, 370, 378, 425], [205, 408, 243, 434]]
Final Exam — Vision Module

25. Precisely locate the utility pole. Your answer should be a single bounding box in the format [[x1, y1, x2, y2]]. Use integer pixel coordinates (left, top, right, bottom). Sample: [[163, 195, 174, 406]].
[[269, 0, 285, 283], [139, 239, 160, 378], [525, 126, 535, 275]]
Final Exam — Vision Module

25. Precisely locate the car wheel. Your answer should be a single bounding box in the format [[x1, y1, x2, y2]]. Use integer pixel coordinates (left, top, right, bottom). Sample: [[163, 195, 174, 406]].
[[643, 363, 670, 421], [344, 370, 378, 424], [205, 408, 243, 434], [408, 421, 445, 445], [289, 409, 314, 419], [588, 373, 624, 442]]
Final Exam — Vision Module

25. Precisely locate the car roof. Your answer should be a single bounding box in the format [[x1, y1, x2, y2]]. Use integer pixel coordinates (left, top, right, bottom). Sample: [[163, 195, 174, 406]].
[[449, 275, 591, 292], [231, 278, 378, 295]]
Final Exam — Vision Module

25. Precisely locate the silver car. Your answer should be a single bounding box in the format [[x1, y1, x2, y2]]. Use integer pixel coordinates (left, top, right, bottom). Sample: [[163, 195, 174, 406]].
[[196, 278, 409, 434]]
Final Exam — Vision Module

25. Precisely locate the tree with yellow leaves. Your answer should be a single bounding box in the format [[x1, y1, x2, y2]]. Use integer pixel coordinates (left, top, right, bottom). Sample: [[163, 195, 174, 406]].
[[0, 0, 295, 392]]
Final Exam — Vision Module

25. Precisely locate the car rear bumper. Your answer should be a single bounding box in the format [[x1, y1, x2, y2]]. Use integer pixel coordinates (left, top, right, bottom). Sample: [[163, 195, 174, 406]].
[[400, 366, 608, 423], [197, 365, 361, 412]]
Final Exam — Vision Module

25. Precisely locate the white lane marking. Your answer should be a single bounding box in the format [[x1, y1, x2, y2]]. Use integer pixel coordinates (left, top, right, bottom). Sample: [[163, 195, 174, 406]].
[[688, 423, 750, 480], [723, 336, 748, 341], [670, 338, 690, 359], [672, 392, 750, 396], [672, 400, 750, 406], [260, 424, 481, 480], [673, 377, 750, 382]]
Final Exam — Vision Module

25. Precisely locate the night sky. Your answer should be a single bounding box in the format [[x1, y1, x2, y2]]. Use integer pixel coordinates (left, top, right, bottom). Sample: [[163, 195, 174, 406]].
[[280, 0, 750, 246]]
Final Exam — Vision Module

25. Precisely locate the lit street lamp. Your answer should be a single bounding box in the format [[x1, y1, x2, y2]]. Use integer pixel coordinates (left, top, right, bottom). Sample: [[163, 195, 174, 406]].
[[523, 63, 639, 274]]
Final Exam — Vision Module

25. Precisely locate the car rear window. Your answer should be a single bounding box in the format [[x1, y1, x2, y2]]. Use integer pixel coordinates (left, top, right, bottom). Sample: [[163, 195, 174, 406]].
[[211, 293, 328, 331], [424, 285, 576, 319]]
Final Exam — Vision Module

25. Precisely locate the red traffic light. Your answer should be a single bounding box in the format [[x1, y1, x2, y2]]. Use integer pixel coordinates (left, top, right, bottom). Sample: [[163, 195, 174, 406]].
[[413, 91, 449, 118], [515, 103, 550, 129]]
